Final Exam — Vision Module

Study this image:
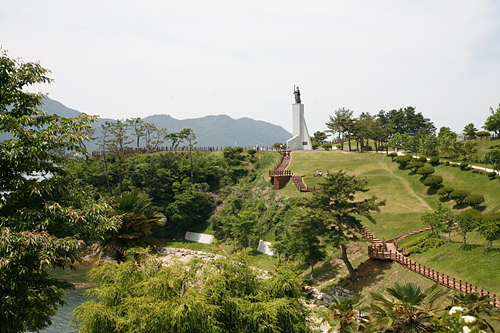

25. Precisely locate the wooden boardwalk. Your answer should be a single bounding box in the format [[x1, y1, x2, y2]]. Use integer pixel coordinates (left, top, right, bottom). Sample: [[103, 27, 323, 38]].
[[363, 228, 500, 309]]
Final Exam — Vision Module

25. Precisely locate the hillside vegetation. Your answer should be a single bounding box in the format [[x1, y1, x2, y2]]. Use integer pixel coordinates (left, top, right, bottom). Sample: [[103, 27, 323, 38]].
[[285, 150, 500, 294]]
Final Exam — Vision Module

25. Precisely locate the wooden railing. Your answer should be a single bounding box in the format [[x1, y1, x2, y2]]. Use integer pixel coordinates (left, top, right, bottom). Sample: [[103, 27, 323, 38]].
[[364, 227, 500, 309], [269, 170, 292, 177], [92, 146, 280, 157]]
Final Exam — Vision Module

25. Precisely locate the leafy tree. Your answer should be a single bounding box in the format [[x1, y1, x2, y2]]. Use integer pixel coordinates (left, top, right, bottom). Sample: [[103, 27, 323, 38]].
[[378, 106, 436, 137], [326, 108, 355, 151], [0, 49, 116, 332], [143, 122, 166, 150], [73, 252, 313, 333], [456, 209, 481, 249], [423, 175, 443, 188], [421, 205, 453, 237], [312, 130, 328, 145], [485, 147, 500, 174], [437, 127, 456, 157], [299, 171, 385, 282], [177, 128, 197, 183], [463, 194, 485, 209], [462, 140, 478, 165], [368, 282, 446, 333], [127, 117, 145, 147], [100, 189, 165, 261], [103, 119, 133, 194], [417, 166, 435, 178], [483, 103, 500, 138], [463, 123, 478, 139], [477, 212, 500, 251], [449, 189, 470, 205], [283, 209, 329, 277]]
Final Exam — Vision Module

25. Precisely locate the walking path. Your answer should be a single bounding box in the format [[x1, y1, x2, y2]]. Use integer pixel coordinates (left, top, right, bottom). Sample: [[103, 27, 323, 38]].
[[363, 227, 500, 309], [269, 151, 321, 192]]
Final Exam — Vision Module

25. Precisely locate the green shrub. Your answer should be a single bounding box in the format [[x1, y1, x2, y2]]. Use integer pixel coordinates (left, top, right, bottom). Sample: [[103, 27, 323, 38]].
[[417, 166, 435, 177], [423, 175, 443, 188], [394, 155, 411, 168], [407, 161, 425, 172], [401, 234, 447, 254], [487, 171, 498, 179], [321, 143, 332, 151], [247, 148, 257, 156], [450, 189, 471, 205], [463, 194, 485, 209], [437, 186, 454, 198], [459, 163, 470, 171], [418, 156, 428, 163], [429, 157, 440, 166], [388, 152, 398, 161], [443, 161, 450, 166]]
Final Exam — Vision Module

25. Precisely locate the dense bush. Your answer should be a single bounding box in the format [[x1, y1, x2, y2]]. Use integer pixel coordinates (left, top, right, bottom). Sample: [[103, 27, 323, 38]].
[[401, 234, 447, 254], [423, 175, 443, 188], [418, 156, 428, 163], [487, 171, 498, 179], [449, 189, 471, 205], [429, 157, 440, 166], [388, 152, 398, 161], [443, 161, 450, 166], [463, 194, 485, 209], [394, 155, 411, 168], [407, 161, 425, 172], [417, 166, 435, 177], [459, 163, 470, 171], [437, 186, 454, 198], [322, 142, 332, 151]]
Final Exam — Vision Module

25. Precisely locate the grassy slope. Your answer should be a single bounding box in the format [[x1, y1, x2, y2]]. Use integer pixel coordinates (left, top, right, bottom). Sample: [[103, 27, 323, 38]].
[[287, 150, 500, 294]]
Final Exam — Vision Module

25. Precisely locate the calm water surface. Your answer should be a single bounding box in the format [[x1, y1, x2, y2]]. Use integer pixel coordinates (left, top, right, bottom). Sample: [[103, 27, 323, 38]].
[[32, 263, 94, 333]]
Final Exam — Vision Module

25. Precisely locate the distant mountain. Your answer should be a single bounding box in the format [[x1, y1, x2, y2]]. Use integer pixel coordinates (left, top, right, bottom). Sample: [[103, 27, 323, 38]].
[[2, 98, 291, 151]]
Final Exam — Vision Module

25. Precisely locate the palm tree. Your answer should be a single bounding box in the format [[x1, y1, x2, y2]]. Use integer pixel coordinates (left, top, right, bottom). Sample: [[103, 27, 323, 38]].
[[324, 295, 368, 333], [367, 282, 447, 333], [99, 189, 166, 261], [448, 291, 499, 332]]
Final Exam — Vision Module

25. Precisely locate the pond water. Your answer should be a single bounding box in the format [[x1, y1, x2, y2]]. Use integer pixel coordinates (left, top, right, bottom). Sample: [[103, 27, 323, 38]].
[[30, 263, 94, 333]]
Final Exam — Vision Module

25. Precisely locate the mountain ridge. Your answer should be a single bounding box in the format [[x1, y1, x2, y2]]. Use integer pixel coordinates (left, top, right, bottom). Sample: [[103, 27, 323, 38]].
[[2, 98, 291, 151]]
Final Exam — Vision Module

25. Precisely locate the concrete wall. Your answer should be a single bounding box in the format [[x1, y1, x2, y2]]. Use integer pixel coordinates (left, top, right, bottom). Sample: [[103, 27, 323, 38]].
[[256, 240, 274, 255], [185, 231, 214, 244]]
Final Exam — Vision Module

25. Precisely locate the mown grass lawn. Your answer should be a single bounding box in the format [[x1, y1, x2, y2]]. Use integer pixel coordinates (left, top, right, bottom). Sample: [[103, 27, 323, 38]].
[[285, 150, 500, 295]]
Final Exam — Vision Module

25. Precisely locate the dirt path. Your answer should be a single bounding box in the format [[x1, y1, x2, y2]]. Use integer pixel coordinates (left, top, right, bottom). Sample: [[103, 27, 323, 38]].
[[377, 159, 432, 211]]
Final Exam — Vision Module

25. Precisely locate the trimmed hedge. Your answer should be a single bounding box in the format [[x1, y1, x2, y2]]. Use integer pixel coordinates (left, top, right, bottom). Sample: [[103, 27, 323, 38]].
[[417, 166, 435, 177], [463, 194, 485, 209], [423, 175, 443, 188], [450, 189, 471, 205], [429, 157, 440, 166], [437, 186, 454, 198]]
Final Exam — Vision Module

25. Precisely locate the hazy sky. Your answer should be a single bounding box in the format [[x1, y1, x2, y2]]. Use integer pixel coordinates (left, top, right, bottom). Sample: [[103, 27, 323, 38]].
[[1, 1, 499, 135]]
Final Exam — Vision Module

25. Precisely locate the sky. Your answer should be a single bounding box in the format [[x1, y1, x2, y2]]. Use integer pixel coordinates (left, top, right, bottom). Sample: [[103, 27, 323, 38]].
[[1, 0, 500, 135]]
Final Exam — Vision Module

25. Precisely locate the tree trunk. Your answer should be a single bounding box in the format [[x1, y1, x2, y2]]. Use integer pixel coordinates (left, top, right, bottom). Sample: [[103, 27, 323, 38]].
[[340, 244, 358, 283], [310, 262, 315, 279]]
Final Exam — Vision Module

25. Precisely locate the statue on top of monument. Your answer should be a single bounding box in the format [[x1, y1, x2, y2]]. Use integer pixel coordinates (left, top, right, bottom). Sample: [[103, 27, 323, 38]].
[[294, 85, 301, 104]]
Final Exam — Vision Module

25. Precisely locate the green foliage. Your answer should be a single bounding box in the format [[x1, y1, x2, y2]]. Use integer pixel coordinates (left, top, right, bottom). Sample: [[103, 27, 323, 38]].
[[456, 209, 482, 248], [394, 155, 411, 168], [437, 186, 455, 198], [463, 194, 485, 209], [417, 166, 435, 177], [73, 253, 312, 333], [368, 282, 446, 332], [401, 234, 447, 254], [429, 156, 440, 165], [0, 48, 116, 331], [449, 189, 471, 205], [388, 152, 398, 161], [321, 142, 333, 151], [477, 213, 500, 250], [463, 123, 478, 138], [483, 103, 500, 138], [247, 148, 257, 156], [407, 161, 425, 172], [423, 174, 443, 188]]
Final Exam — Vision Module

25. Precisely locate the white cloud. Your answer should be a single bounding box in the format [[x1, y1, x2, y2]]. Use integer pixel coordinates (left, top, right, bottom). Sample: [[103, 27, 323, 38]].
[[1, 0, 499, 135]]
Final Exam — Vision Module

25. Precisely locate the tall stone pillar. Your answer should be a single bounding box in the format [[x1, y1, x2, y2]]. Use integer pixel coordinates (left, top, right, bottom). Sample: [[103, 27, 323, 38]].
[[286, 102, 312, 150]]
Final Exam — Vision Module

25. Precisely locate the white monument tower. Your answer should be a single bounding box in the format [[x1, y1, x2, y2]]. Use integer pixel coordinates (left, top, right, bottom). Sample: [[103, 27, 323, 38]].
[[286, 86, 313, 150]]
